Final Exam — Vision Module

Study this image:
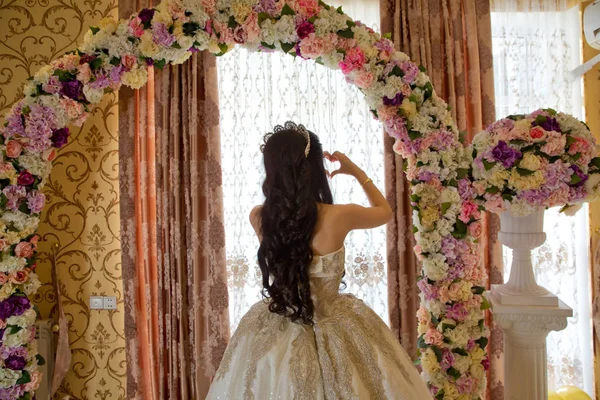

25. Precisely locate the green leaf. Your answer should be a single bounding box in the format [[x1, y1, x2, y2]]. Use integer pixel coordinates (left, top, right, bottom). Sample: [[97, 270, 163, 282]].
[[16, 370, 31, 385], [441, 323, 455, 332], [412, 226, 418, 234], [182, 21, 200, 36], [447, 367, 461, 379], [89, 57, 103, 70], [417, 334, 427, 349], [18, 393, 31, 400], [346, 20, 356, 28], [9, 325, 23, 334], [36, 354, 46, 366], [423, 81, 433, 101], [482, 159, 496, 171], [383, 32, 392, 39], [570, 173, 583, 186], [90, 26, 100, 35], [535, 115, 547, 126], [53, 69, 77, 82], [456, 168, 469, 179], [336, 6, 344, 13], [260, 42, 276, 50], [471, 286, 485, 295], [480, 296, 491, 310], [590, 157, 600, 170], [441, 202, 452, 215], [418, 64, 427, 73], [110, 56, 121, 66], [476, 336, 489, 349], [502, 193, 513, 201], [171, 42, 182, 49], [315, 57, 324, 65], [318, 0, 330, 9], [408, 130, 422, 140], [337, 28, 354, 39], [154, 59, 167, 70], [452, 348, 468, 356], [509, 139, 527, 146], [388, 65, 403, 77], [435, 390, 445, 400], [410, 194, 421, 202], [280, 42, 295, 53], [430, 314, 440, 326], [258, 12, 271, 24], [0, 193, 7, 208], [228, 16, 239, 29], [280, 4, 295, 15], [217, 43, 229, 55], [308, 16, 317, 23], [566, 135, 576, 146], [431, 345, 443, 362], [18, 200, 30, 214], [570, 153, 581, 162], [516, 167, 535, 176], [546, 108, 557, 115], [452, 220, 467, 239]]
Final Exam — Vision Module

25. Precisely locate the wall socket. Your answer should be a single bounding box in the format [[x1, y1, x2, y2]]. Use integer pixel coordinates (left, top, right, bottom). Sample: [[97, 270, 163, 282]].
[[90, 296, 117, 310]]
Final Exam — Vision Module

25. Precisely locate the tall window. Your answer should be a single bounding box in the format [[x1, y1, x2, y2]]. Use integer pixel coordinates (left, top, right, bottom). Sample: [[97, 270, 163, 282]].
[[217, 0, 383, 331], [491, 3, 594, 396]]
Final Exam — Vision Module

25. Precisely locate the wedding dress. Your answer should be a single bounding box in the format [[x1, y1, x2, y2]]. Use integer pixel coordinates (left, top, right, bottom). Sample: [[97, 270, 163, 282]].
[[206, 247, 432, 399]]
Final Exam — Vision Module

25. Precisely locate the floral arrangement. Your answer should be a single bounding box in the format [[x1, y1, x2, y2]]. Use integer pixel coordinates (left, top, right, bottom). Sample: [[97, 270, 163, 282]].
[[0, 0, 489, 397], [472, 109, 600, 217]]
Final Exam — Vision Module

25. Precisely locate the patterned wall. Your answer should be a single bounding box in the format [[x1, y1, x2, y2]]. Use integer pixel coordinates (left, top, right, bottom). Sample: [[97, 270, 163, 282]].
[[0, 1, 126, 399]]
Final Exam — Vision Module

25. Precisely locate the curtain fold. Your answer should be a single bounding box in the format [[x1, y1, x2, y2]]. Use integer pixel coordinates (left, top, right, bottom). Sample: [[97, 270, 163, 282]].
[[119, 3, 229, 399], [379, 0, 499, 367]]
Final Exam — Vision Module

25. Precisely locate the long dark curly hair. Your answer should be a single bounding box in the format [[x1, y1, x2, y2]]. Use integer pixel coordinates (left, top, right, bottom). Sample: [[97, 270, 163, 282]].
[[258, 126, 333, 325]]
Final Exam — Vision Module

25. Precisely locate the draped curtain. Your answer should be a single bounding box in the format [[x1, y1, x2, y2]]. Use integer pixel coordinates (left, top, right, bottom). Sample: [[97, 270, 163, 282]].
[[491, 1, 594, 396], [378, 0, 499, 360], [119, 2, 229, 399]]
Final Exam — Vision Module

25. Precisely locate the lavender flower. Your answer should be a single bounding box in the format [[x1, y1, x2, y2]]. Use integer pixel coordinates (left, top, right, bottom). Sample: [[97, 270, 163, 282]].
[[4, 103, 26, 138], [152, 23, 176, 47], [569, 165, 588, 187], [0, 386, 25, 400], [27, 191, 46, 214], [491, 141, 522, 168], [2, 186, 26, 211], [88, 73, 110, 90], [255, 0, 277, 14], [533, 116, 561, 132], [400, 61, 419, 84], [458, 179, 475, 200]]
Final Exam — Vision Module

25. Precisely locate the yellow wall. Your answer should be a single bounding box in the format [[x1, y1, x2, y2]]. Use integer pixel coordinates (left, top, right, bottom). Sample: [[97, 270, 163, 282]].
[[581, 1, 600, 398], [0, 1, 126, 399]]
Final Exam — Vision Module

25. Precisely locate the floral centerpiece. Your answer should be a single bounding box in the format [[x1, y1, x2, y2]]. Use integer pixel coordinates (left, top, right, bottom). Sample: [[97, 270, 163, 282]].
[[471, 109, 600, 217], [0, 0, 488, 397]]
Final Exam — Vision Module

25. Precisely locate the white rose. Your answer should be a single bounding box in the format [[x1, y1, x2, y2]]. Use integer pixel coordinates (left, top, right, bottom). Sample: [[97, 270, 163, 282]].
[[83, 86, 104, 104]]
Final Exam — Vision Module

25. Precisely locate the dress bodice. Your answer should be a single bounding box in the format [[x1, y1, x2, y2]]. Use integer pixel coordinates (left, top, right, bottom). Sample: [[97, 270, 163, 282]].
[[309, 247, 345, 318]]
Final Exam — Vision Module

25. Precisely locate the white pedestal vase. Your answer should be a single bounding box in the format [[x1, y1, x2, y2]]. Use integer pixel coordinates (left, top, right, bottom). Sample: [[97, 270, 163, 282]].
[[489, 208, 572, 400]]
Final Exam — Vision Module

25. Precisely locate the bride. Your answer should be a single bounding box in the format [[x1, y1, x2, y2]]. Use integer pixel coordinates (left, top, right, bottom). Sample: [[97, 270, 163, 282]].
[[207, 122, 432, 399]]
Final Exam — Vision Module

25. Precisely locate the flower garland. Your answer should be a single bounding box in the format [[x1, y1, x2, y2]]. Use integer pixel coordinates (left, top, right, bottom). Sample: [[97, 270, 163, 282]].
[[472, 109, 600, 217], [0, 0, 488, 397]]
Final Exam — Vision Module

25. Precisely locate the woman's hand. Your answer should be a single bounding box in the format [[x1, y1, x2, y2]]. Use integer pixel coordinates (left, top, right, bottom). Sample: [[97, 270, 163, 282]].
[[324, 151, 366, 180]]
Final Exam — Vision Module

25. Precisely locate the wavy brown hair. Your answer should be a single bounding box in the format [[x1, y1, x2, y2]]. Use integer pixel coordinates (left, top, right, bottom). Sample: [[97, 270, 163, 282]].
[[258, 127, 333, 325]]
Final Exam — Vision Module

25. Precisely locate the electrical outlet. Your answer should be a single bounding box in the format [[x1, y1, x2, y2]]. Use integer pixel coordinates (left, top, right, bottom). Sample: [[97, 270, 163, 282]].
[[90, 296, 104, 310], [104, 296, 117, 310]]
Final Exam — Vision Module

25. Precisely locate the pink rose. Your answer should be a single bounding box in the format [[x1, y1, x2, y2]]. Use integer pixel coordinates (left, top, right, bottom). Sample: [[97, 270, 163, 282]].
[[336, 37, 356, 51], [47, 149, 57, 161], [122, 54, 137, 70], [9, 270, 29, 284], [0, 240, 7, 252], [484, 193, 504, 213], [30, 235, 39, 249], [424, 328, 444, 346], [233, 26, 247, 44], [459, 200, 480, 223], [353, 70, 374, 89], [472, 182, 486, 196], [24, 371, 42, 392], [468, 222, 482, 238], [0, 274, 8, 285], [17, 171, 34, 186], [128, 16, 145, 38], [15, 241, 34, 258], [77, 63, 92, 84], [5, 141, 23, 158], [339, 47, 366, 75]]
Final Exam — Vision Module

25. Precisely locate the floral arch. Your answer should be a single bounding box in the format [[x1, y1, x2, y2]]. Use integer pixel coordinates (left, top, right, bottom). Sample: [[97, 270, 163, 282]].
[[0, 0, 488, 397]]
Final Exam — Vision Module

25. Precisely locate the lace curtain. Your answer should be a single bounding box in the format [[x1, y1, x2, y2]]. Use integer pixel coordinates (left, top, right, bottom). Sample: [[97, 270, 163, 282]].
[[217, 0, 383, 331], [491, 3, 594, 396]]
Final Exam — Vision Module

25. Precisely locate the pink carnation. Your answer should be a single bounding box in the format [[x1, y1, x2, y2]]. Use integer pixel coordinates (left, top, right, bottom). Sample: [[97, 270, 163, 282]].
[[242, 13, 260, 43], [424, 328, 444, 346], [299, 33, 327, 59], [459, 200, 480, 223], [295, 0, 319, 18], [339, 47, 366, 75], [353, 70, 374, 89], [568, 137, 590, 155], [483, 193, 504, 213], [129, 16, 145, 37], [540, 131, 567, 156]]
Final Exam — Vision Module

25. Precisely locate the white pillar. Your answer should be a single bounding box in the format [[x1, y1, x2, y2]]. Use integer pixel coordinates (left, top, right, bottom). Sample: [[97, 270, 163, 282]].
[[489, 290, 571, 400]]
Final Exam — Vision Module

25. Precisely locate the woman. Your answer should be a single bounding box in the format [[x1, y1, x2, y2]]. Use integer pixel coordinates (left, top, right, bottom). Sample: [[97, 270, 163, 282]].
[[207, 122, 431, 399]]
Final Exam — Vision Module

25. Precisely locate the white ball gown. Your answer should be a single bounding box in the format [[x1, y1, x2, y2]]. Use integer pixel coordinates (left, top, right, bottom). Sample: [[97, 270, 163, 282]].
[[206, 247, 432, 399]]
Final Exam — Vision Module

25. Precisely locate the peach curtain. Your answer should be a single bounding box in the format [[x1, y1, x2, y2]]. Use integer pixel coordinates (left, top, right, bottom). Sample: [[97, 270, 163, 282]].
[[379, 2, 501, 384], [119, 2, 229, 400]]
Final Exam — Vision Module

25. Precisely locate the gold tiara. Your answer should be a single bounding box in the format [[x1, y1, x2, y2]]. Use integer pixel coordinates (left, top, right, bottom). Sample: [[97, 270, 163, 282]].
[[260, 121, 311, 157]]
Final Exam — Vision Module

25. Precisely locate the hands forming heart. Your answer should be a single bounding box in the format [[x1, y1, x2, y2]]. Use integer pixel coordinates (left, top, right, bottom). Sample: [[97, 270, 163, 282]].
[[323, 151, 361, 178]]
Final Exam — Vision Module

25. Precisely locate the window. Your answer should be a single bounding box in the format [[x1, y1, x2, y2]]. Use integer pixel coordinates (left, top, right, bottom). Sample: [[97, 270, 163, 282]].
[[491, 4, 594, 396], [217, 0, 384, 331]]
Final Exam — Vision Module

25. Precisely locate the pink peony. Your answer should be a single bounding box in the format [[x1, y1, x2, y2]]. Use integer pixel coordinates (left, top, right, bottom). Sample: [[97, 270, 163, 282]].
[[459, 201, 480, 224], [9, 270, 29, 285], [233, 26, 247, 44], [540, 131, 567, 156], [24, 371, 42, 392], [77, 63, 92, 84], [5, 141, 23, 158], [339, 47, 366, 75], [568, 137, 590, 155], [242, 13, 260, 43], [483, 193, 504, 213], [129, 16, 145, 38], [299, 33, 326, 59], [424, 328, 444, 346], [295, 0, 319, 18], [15, 242, 34, 258], [416, 306, 430, 323], [353, 70, 374, 89], [468, 222, 482, 238]]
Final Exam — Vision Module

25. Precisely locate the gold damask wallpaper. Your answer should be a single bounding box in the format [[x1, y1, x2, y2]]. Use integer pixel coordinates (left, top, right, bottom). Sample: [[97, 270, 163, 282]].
[[0, 1, 126, 399]]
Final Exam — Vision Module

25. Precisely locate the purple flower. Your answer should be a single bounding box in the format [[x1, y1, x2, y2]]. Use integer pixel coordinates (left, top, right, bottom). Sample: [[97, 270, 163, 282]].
[[519, 189, 548, 207], [446, 302, 469, 321], [545, 161, 571, 188], [0, 386, 25, 400], [42, 75, 62, 94], [569, 165, 588, 187], [0, 296, 31, 320], [255, 0, 277, 14], [440, 350, 455, 371], [2, 186, 26, 211], [458, 179, 475, 200], [145, 58, 155, 66], [138, 8, 155, 25], [400, 61, 419, 84], [0, 346, 27, 360], [5, 355, 26, 370], [533, 116, 560, 132], [152, 23, 176, 47], [417, 280, 439, 301], [491, 141, 522, 168], [429, 130, 456, 151], [296, 21, 315, 39], [51, 127, 70, 148], [486, 117, 514, 133], [383, 92, 404, 106], [24, 103, 58, 153], [27, 191, 46, 214], [61, 79, 84, 101], [4, 105, 26, 138], [417, 170, 436, 182], [88, 73, 110, 90], [568, 185, 587, 202]]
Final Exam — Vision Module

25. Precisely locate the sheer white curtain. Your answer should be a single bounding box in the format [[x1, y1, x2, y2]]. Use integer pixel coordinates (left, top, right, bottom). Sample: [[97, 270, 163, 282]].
[[492, 2, 594, 396], [217, 0, 383, 331]]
